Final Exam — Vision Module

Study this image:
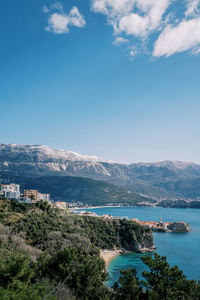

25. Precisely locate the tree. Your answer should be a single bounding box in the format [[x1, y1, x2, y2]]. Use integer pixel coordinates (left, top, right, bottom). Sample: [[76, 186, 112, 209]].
[[0, 248, 34, 290], [36, 247, 110, 300], [30, 195, 35, 201], [142, 253, 198, 300], [113, 253, 199, 300], [113, 268, 146, 300], [36, 200, 50, 211], [0, 246, 56, 299]]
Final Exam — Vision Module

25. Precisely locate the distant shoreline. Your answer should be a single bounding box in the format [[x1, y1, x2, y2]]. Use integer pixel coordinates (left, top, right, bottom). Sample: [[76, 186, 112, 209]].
[[71, 204, 200, 210], [71, 204, 156, 210], [72, 205, 126, 210]]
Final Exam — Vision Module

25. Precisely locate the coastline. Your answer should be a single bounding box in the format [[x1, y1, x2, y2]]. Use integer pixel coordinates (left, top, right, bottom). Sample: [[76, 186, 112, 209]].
[[100, 249, 121, 269], [71, 203, 157, 210], [72, 205, 126, 210]]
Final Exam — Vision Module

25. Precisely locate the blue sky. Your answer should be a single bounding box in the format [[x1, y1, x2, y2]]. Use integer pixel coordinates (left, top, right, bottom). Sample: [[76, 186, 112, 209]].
[[1, 0, 200, 163]]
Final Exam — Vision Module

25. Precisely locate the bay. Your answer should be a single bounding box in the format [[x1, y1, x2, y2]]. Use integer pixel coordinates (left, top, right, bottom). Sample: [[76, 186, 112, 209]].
[[83, 206, 200, 286]]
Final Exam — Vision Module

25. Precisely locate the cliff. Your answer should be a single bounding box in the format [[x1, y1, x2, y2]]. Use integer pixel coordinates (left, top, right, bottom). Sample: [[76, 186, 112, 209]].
[[117, 219, 155, 252]]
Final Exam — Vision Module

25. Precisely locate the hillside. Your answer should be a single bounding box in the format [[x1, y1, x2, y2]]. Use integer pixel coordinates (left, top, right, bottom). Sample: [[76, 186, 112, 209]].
[[1, 143, 200, 200], [0, 175, 151, 206], [0, 198, 154, 253], [0, 198, 154, 299], [0, 198, 199, 300]]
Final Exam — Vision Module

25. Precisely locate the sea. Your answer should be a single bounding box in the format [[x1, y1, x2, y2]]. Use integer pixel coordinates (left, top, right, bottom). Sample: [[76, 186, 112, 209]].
[[82, 206, 200, 286]]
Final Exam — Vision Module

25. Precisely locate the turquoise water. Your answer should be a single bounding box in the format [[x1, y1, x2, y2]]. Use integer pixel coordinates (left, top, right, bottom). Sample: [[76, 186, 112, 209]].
[[83, 207, 200, 286]]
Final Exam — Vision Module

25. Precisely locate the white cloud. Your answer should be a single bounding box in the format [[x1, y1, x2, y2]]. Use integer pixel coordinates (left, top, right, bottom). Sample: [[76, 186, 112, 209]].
[[153, 17, 200, 57], [136, 0, 171, 31], [113, 37, 129, 46], [91, 0, 135, 16], [119, 13, 149, 37], [68, 7, 86, 27], [42, 5, 49, 13], [92, 0, 171, 37], [46, 13, 70, 34], [129, 45, 138, 60], [91, 0, 200, 58], [192, 47, 200, 55], [91, 0, 172, 57], [44, 4, 86, 34], [185, 0, 200, 17], [42, 1, 200, 58], [51, 2, 64, 12]]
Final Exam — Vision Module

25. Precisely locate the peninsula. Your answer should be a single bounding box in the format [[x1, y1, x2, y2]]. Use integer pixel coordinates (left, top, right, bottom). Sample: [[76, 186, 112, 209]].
[[132, 217, 190, 233], [71, 210, 191, 233]]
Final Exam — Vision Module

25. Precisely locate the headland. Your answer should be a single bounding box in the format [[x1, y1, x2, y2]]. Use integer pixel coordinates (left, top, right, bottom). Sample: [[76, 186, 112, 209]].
[[132, 217, 190, 232]]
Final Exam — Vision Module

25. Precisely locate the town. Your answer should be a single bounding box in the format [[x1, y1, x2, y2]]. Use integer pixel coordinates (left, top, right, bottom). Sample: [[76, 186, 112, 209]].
[[0, 183, 67, 209]]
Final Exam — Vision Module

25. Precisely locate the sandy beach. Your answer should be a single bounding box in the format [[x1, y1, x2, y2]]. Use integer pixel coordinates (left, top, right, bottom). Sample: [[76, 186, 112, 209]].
[[100, 249, 121, 269]]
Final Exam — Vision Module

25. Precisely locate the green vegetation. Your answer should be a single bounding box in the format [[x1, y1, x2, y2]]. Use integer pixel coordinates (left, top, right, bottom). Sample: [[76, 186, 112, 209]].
[[2, 174, 152, 205], [159, 199, 200, 209], [0, 244, 106, 300], [0, 198, 200, 299], [0, 198, 153, 253]]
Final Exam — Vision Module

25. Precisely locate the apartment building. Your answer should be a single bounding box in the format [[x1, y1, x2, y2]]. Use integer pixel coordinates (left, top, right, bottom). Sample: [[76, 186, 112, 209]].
[[40, 193, 50, 202], [23, 189, 40, 202], [0, 184, 21, 200]]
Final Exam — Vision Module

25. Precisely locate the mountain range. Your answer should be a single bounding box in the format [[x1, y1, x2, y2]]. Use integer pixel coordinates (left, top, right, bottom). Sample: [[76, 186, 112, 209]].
[[0, 143, 200, 201]]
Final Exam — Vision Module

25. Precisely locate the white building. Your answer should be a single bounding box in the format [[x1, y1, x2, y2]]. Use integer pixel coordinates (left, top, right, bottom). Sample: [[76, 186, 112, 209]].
[[40, 193, 50, 202], [0, 184, 21, 200]]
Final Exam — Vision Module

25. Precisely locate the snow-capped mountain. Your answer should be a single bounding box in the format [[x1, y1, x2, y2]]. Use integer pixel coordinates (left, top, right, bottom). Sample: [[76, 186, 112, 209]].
[[0, 143, 115, 178], [0, 143, 200, 200], [131, 160, 197, 170], [0, 144, 105, 163]]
